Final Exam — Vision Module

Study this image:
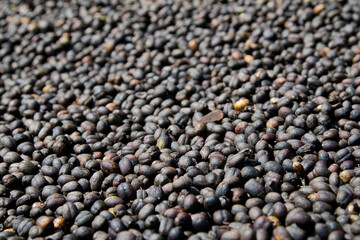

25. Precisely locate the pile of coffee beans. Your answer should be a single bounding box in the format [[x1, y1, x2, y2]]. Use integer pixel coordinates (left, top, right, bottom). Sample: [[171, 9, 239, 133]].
[[1, 0, 360, 239]]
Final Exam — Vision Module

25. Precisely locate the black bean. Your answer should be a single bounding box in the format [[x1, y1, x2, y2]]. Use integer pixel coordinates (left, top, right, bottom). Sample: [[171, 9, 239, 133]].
[[0, 1, 360, 239], [286, 209, 312, 228], [45, 193, 66, 210], [62, 202, 79, 221], [117, 183, 135, 201], [273, 226, 291, 240], [312, 201, 333, 213], [46, 231, 65, 240], [74, 226, 93, 240], [213, 209, 233, 225], [90, 171, 104, 191], [138, 204, 155, 220], [159, 217, 174, 236], [336, 190, 353, 208], [75, 211, 94, 226], [29, 225, 45, 238], [91, 200, 106, 215], [168, 226, 185, 240], [173, 176, 192, 192], [63, 234, 78, 240], [328, 230, 345, 240], [145, 215, 160, 230], [191, 213, 210, 232], [17, 218, 35, 237], [116, 231, 136, 240], [350, 220, 360, 235], [244, 179, 265, 198], [92, 215, 108, 230], [286, 224, 306, 240]]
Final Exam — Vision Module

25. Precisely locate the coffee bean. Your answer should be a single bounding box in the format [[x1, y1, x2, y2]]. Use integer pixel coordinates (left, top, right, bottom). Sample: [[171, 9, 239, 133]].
[[244, 179, 265, 198], [46, 193, 66, 210], [173, 176, 192, 192], [191, 213, 210, 232], [117, 183, 135, 202], [1, 1, 360, 239]]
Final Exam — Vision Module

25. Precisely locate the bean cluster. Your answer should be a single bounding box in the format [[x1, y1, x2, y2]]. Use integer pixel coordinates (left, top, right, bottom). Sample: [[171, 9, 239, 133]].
[[0, 0, 360, 239]]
